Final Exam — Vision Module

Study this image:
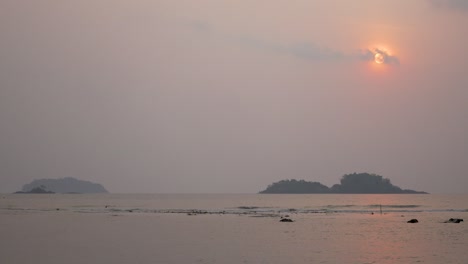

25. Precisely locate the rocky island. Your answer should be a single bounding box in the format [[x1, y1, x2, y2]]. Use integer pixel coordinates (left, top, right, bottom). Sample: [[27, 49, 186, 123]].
[[16, 177, 108, 194], [260, 173, 427, 194]]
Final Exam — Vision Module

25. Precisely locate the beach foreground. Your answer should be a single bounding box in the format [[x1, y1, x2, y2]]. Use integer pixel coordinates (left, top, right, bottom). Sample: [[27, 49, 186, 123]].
[[1, 194, 467, 263]]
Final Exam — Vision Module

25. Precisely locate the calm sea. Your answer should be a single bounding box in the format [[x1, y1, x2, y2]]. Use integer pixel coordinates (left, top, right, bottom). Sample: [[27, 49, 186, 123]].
[[1, 194, 468, 263]]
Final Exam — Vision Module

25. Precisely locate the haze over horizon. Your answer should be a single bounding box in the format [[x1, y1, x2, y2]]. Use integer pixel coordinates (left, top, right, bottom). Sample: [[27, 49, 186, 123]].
[[1, 0, 467, 194]]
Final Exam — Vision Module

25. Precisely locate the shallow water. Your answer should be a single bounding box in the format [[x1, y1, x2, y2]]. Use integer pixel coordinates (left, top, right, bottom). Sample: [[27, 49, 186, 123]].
[[3, 193, 467, 214], [1, 194, 467, 263]]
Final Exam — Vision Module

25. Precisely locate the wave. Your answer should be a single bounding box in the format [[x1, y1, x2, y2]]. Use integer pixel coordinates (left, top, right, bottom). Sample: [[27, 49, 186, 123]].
[[368, 204, 421, 208], [323, 205, 356, 209], [237, 206, 259, 210], [1, 205, 466, 215]]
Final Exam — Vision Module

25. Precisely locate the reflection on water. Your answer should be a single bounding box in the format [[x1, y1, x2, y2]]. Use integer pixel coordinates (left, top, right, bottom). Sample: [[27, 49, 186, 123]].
[[1, 194, 467, 264]]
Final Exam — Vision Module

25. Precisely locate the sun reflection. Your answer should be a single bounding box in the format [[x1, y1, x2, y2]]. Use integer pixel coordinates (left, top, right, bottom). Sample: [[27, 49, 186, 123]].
[[351, 195, 422, 263]]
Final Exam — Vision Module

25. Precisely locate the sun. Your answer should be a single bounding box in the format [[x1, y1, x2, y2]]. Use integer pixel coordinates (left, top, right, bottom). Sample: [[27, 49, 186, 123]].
[[374, 53, 384, 64]]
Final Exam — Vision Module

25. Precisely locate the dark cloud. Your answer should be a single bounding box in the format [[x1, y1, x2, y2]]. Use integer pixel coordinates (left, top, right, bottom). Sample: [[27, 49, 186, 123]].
[[236, 36, 344, 61], [240, 37, 402, 65], [428, 0, 468, 10], [288, 43, 344, 61], [190, 22, 399, 65], [358, 48, 400, 65]]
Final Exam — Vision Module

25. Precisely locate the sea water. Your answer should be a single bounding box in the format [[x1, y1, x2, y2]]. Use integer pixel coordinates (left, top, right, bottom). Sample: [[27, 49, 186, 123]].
[[1, 194, 467, 263]]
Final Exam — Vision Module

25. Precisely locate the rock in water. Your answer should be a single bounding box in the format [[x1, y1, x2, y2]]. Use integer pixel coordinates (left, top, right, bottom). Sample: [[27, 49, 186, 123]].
[[444, 218, 463, 223], [407, 219, 419, 223]]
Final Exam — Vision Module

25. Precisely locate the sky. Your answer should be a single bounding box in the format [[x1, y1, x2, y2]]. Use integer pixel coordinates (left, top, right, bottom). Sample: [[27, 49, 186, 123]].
[[1, 0, 467, 194]]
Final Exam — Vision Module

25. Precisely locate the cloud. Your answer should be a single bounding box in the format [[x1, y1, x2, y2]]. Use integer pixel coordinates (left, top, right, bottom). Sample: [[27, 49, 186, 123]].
[[428, 0, 468, 11], [190, 21, 400, 66], [288, 43, 344, 61], [358, 48, 400, 65], [244, 37, 401, 65], [285, 44, 401, 66], [239, 37, 344, 61]]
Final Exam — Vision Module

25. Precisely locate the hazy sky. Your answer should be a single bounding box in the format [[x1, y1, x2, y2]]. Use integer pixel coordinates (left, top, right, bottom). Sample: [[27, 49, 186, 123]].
[[1, 0, 467, 193]]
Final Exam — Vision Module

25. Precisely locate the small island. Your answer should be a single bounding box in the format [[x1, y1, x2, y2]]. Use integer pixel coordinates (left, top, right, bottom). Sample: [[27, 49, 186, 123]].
[[15, 185, 55, 194], [259, 173, 427, 194], [15, 177, 108, 194]]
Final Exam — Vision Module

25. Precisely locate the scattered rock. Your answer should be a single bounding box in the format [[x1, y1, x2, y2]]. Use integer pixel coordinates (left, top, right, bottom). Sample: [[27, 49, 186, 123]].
[[280, 218, 294, 222], [444, 218, 463, 223], [407, 219, 419, 223]]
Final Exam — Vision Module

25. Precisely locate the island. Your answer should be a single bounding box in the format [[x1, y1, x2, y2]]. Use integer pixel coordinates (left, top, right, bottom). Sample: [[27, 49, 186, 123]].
[[16, 177, 108, 194], [15, 185, 55, 194], [259, 173, 427, 194]]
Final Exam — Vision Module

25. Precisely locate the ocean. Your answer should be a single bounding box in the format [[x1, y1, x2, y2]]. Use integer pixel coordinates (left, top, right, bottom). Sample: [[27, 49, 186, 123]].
[[1, 193, 467, 263]]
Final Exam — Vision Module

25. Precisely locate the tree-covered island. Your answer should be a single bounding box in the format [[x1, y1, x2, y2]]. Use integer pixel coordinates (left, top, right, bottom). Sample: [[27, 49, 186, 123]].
[[259, 173, 427, 194], [15, 177, 108, 194]]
